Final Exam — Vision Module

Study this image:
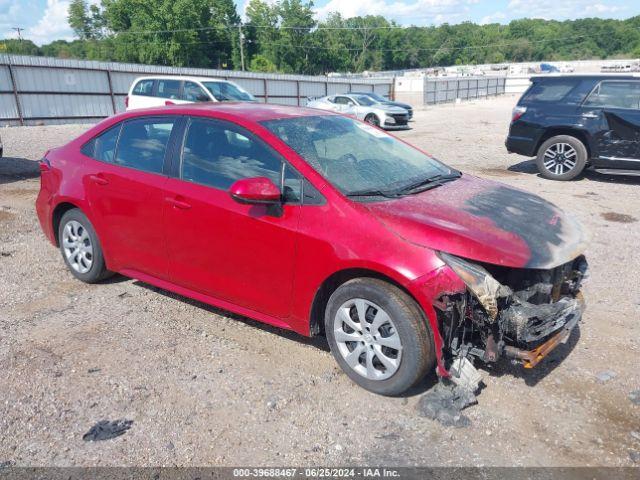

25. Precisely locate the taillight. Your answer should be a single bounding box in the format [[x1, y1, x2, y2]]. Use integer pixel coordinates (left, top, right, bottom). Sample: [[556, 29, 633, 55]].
[[124, 96, 129, 108], [511, 106, 527, 123]]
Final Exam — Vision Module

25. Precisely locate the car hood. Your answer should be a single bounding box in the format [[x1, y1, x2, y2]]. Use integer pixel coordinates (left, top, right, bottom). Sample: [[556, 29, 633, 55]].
[[364, 175, 587, 269], [375, 104, 408, 114], [383, 101, 412, 110]]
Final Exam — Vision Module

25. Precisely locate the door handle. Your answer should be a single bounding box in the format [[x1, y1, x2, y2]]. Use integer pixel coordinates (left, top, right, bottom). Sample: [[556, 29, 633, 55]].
[[165, 197, 192, 210], [582, 113, 599, 119], [89, 174, 108, 186]]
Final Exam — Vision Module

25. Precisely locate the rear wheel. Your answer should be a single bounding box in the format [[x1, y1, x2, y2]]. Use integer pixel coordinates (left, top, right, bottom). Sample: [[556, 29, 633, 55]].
[[324, 278, 435, 396], [536, 135, 587, 181], [364, 114, 380, 127], [58, 209, 112, 283]]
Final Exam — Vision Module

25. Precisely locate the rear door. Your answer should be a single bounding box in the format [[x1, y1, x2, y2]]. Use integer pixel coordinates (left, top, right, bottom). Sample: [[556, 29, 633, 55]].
[[162, 117, 302, 319], [581, 80, 640, 168], [82, 116, 181, 277], [153, 78, 187, 106]]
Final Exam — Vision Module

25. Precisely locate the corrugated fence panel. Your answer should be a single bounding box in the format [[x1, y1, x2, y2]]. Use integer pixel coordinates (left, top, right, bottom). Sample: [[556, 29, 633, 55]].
[[19, 94, 113, 119], [299, 82, 326, 98], [423, 76, 506, 105], [326, 83, 351, 95], [0, 54, 393, 124], [0, 93, 18, 119], [14, 66, 110, 93], [0, 66, 13, 91]]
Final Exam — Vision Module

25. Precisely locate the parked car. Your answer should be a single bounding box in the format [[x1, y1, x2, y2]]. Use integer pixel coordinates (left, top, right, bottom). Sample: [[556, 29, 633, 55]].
[[37, 103, 588, 395], [306, 94, 409, 129], [506, 74, 640, 180], [350, 91, 414, 119], [125, 76, 256, 110]]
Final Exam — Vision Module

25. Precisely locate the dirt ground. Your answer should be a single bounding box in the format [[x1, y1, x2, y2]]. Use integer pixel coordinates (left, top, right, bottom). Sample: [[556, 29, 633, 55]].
[[1, 95, 639, 467]]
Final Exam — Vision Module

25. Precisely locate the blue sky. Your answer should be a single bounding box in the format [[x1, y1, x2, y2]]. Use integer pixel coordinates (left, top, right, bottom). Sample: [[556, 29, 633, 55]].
[[2, 0, 639, 46]]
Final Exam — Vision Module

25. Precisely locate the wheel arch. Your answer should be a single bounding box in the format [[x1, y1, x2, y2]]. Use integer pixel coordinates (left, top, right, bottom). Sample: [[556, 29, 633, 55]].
[[308, 268, 421, 337], [51, 201, 83, 247], [536, 128, 591, 159]]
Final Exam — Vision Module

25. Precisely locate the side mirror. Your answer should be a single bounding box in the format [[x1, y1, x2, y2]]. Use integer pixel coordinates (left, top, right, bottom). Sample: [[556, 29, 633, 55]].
[[229, 177, 281, 205]]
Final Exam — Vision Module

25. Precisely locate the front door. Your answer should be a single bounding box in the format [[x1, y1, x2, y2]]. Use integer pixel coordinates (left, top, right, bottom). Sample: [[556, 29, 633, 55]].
[[582, 80, 640, 169], [163, 117, 302, 319], [83, 116, 179, 277]]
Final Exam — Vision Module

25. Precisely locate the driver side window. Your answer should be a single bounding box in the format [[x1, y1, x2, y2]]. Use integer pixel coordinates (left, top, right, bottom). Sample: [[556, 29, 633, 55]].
[[183, 82, 210, 102]]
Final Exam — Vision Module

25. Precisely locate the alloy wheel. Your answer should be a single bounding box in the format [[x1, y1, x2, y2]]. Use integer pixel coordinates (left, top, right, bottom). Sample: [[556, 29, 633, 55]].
[[62, 220, 93, 274], [333, 298, 402, 380], [543, 142, 577, 176]]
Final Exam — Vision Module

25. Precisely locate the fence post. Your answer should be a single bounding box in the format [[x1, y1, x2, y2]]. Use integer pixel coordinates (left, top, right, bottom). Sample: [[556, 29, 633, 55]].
[[296, 80, 300, 106], [263, 78, 268, 104], [7, 60, 24, 126], [106, 70, 116, 115]]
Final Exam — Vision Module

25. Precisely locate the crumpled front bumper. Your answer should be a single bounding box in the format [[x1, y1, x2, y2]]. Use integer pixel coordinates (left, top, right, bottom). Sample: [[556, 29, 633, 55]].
[[503, 292, 584, 368]]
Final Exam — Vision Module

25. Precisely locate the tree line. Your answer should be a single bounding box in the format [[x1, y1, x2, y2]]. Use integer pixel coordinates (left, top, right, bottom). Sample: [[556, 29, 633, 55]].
[[1, 0, 639, 75]]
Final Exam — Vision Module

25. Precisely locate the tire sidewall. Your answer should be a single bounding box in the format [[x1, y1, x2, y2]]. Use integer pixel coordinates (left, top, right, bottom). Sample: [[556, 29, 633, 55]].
[[325, 279, 434, 396], [536, 135, 587, 181], [58, 209, 108, 283], [365, 114, 380, 127]]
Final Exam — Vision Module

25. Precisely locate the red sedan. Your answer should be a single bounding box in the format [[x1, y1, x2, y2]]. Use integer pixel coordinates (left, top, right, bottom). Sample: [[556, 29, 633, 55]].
[[36, 103, 588, 395]]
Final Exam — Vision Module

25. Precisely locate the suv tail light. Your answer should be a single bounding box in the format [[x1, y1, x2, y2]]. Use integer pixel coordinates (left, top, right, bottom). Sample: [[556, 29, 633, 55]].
[[124, 96, 129, 108], [511, 106, 527, 123]]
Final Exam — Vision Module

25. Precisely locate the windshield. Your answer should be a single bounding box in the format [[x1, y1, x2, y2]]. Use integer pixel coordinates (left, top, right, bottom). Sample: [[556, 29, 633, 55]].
[[260, 115, 454, 197], [353, 95, 376, 106], [366, 92, 387, 102], [202, 81, 255, 102]]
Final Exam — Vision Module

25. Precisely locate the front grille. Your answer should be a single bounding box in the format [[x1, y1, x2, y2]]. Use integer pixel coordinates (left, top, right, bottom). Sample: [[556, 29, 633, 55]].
[[390, 114, 408, 125]]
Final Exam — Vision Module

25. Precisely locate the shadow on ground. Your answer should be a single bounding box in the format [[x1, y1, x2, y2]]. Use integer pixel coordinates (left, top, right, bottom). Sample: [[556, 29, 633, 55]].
[[508, 158, 640, 185], [0, 157, 40, 185]]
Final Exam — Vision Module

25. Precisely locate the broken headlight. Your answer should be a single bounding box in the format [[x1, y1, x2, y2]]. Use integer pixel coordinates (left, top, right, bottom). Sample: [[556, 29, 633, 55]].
[[437, 251, 509, 320]]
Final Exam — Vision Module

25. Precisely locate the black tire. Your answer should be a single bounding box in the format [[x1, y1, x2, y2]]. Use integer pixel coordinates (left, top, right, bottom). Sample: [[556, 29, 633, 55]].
[[536, 135, 587, 181], [324, 278, 435, 396], [364, 114, 380, 127], [58, 209, 112, 283]]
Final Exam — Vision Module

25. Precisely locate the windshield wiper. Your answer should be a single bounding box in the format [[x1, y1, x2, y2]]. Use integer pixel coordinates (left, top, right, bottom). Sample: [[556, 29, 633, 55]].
[[391, 171, 461, 195], [345, 189, 403, 198]]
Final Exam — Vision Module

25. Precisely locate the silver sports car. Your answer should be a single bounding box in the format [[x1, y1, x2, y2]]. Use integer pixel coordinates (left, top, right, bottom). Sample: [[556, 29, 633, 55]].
[[306, 94, 410, 129]]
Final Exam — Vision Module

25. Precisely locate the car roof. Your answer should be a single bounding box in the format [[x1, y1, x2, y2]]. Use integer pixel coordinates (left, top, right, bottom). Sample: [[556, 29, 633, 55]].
[[531, 73, 640, 81], [132, 75, 235, 83], [118, 102, 337, 122]]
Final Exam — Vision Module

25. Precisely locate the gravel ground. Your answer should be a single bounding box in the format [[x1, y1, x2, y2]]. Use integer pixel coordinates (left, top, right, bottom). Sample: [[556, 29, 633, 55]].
[[1, 95, 639, 467]]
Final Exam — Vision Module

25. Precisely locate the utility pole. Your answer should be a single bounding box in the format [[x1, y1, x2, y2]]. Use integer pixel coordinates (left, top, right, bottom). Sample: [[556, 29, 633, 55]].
[[13, 27, 24, 41], [238, 24, 245, 71]]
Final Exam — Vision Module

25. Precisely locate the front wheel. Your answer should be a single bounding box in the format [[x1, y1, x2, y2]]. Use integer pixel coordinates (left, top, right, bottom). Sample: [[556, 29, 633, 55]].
[[536, 135, 587, 181], [324, 278, 435, 396], [364, 114, 380, 127]]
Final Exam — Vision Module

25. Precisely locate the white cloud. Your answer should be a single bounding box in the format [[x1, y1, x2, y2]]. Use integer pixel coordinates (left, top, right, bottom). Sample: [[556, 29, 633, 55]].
[[27, 0, 74, 45], [314, 0, 467, 25], [507, 0, 624, 20], [480, 11, 506, 25]]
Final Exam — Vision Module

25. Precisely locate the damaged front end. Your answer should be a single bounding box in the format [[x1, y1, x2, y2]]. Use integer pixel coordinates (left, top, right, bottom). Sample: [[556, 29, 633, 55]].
[[435, 252, 588, 379]]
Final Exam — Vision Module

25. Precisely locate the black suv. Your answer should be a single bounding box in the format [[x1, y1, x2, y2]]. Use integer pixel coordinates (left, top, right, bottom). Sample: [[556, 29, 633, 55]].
[[506, 75, 640, 180]]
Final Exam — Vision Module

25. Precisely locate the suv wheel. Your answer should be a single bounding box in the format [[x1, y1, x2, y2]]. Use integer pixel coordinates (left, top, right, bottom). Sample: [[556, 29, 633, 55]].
[[536, 135, 587, 181], [324, 278, 435, 396], [58, 209, 113, 283]]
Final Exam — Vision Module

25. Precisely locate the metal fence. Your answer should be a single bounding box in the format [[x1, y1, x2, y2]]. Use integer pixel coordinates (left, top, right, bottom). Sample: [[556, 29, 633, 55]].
[[0, 55, 393, 126], [424, 76, 506, 104]]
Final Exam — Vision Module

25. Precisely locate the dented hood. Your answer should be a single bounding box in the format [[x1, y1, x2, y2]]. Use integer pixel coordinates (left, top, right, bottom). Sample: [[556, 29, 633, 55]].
[[365, 175, 587, 269]]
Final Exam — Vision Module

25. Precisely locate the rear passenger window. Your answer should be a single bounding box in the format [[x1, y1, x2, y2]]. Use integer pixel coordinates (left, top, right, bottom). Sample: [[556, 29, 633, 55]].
[[522, 81, 576, 102], [132, 79, 154, 96], [181, 118, 283, 191], [81, 125, 121, 162], [584, 81, 640, 109], [114, 118, 175, 174], [156, 79, 181, 100]]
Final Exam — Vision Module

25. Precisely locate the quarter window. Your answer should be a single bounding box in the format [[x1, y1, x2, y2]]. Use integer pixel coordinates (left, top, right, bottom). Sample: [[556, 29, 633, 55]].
[[114, 118, 176, 174], [584, 81, 640, 109], [522, 80, 576, 102], [81, 124, 121, 162], [181, 118, 287, 192], [132, 79, 154, 96], [156, 79, 181, 100]]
